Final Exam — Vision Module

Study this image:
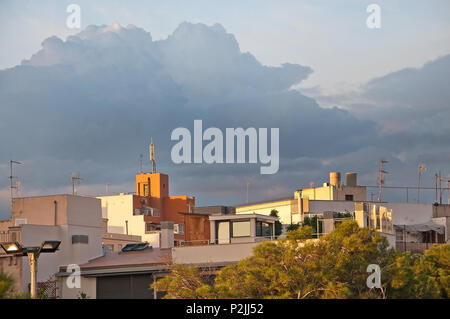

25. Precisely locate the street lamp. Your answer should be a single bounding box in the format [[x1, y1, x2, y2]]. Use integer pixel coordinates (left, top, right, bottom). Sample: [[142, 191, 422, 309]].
[[0, 240, 61, 298]]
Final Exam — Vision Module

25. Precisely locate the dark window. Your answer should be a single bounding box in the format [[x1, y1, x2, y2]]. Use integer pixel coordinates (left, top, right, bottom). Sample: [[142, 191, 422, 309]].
[[345, 194, 354, 201], [146, 223, 160, 233], [72, 235, 89, 244], [97, 274, 160, 299], [256, 221, 272, 237]]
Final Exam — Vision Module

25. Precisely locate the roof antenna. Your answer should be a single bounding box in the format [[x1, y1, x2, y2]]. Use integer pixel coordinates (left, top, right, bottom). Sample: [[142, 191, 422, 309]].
[[150, 137, 156, 173], [139, 154, 144, 174]]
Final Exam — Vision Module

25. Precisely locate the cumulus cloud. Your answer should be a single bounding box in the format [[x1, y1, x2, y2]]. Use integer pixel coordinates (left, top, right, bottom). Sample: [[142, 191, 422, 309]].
[[3, 22, 443, 218], [299, 53, 450, 201]]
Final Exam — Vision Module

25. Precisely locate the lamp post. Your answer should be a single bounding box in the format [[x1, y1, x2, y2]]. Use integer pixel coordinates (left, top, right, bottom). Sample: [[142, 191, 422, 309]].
[[0, 240, 61, 298]]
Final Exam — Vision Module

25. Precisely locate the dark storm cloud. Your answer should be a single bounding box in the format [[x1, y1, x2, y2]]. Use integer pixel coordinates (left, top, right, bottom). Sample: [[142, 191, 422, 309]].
[[0, 22, 382, 217]]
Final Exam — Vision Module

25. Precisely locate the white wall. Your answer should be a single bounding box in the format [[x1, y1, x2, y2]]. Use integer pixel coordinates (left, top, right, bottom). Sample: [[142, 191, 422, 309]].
[[308, 200, 434, 226], [236, 200, 299, 225], [20, 222, 103, 295], [98, 194, 160, 247], [173, 242, 260, 265], [382, 203, 433, 225]]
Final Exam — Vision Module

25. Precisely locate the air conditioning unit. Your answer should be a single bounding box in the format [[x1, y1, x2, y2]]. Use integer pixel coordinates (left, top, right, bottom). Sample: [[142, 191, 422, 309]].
[[14, 218, 27, 226]]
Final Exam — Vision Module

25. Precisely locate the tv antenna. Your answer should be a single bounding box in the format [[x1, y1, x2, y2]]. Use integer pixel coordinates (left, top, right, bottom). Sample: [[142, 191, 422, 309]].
[[9, 160, 22, 211], [417, 163, 426, 203], [435, 172, 444, 204], [150, 137, 156, 173], [377, 158, 388, 202], [139, 154, 144, 173], [71, 172, 84, 195]]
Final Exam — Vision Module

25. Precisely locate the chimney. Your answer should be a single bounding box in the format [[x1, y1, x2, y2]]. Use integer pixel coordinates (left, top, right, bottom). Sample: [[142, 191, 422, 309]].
[[345, 172, 358, 187], [329, 172, 341, 187], [160, 221, 174, 249]]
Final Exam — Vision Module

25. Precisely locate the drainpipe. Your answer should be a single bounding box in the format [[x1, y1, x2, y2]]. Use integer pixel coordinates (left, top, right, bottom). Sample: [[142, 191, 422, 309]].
[[53, 200, 57, 225]]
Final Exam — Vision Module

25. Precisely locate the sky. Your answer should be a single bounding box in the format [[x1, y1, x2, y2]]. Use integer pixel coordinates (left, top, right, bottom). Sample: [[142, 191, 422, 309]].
[[0, 1, 449, 219]]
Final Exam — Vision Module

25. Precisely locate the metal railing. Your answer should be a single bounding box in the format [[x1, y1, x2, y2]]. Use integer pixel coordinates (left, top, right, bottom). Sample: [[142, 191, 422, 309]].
[[395, 242, 443, 254], [177, 236, 276, 246]]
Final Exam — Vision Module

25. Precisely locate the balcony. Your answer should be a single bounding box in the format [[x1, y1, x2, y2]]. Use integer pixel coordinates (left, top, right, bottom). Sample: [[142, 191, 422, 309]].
[[396, 242, 444, 254]]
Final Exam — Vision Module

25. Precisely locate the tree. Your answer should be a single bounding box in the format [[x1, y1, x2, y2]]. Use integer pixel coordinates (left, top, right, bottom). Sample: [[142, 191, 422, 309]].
[[215, 221, 395, 299], [0, 272, 15, 299], [389, 244, 450, 298], [0, 272, 28, 299], [150, 221, 450, 299], [151, 264, 216, 299], [286, 225, 314, 241], [269, 209, 282, 237]]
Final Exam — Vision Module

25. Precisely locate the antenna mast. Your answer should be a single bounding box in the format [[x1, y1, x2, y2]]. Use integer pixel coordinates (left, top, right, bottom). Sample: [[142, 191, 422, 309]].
[[377, 159, 388, 202], [9, 160, 22, 212], [71, 172, 84, 196], [139, 154, 144, 173], [150, 137, 156, 173], [417, 163, 426, 203]]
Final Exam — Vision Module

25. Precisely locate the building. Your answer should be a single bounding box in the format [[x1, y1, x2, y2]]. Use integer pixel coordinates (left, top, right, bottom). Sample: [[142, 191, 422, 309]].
[[57, 215, 278, 299], [98, 172, 195, 247], [297, 172, 366, 202], [394, 203, 449, 253], [101, 218, 141, 252], [0, 195, 103, 297], [236, 172, 366, 228], [236, 198, 299, 226]]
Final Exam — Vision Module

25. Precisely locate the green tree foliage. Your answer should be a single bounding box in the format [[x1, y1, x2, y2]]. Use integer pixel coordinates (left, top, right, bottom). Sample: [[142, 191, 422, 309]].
[[151, 264, 216, 299], [269, 210, 283, 236], [152, 221, 450, 299], [216, 221, 394, 299], [0, 272, 29, 299], [286, 225, 314, 241], [389, 244, 450, 298], [0, 272, 15, 299]]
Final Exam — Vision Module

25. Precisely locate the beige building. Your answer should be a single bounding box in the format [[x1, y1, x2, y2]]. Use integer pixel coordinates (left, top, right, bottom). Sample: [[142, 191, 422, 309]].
[[0, 195, 103, 297], [236, 171, 366, 227], [57, 217, 279, 298], [236, 198, 299, 226], [297, 172, 366, 202]]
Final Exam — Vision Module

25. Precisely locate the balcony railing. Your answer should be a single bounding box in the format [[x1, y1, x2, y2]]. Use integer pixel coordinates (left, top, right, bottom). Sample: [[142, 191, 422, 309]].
[[177, 236, 276, 246], [396, 242, 443, 254]]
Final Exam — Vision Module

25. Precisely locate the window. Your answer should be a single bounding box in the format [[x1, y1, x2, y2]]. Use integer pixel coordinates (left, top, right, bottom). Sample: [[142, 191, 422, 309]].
[[256, 221, 272, 237], [146, 223, 160, 233], [72, 235, 89, 244], [174, 223, 184, 235], [345, 194, 354, 201], [395, 229, 404, 242], [14, 218, 27, 226], [232, 221, 251, 237], [143, 184, 150, 197]]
